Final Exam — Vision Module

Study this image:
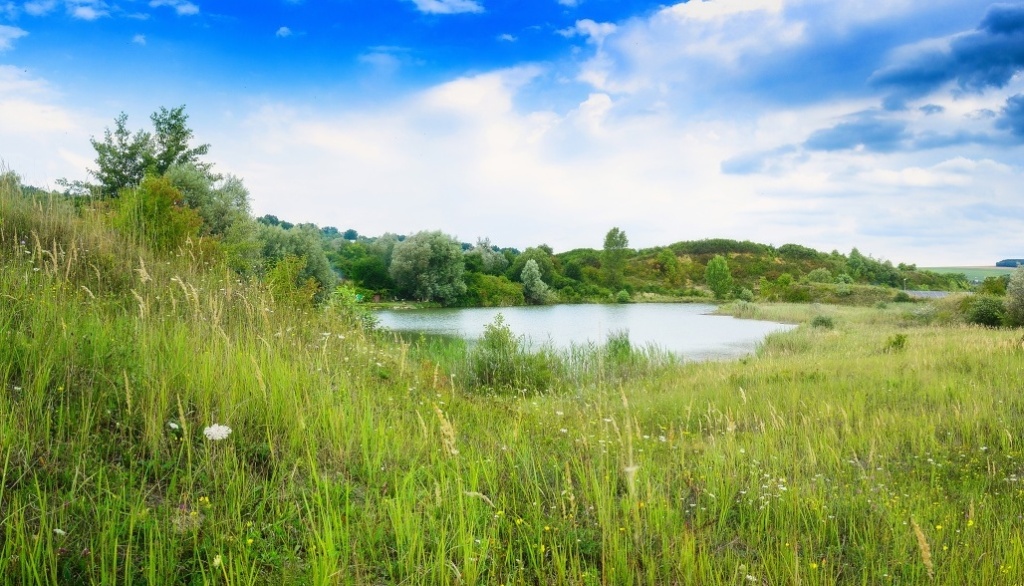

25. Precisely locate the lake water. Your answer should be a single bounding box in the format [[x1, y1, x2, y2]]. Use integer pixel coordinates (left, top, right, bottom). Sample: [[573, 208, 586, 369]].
[[375, 303, 795, 361]]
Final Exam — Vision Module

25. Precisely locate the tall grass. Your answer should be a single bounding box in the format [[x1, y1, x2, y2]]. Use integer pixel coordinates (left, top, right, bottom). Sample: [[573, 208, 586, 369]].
[[3, 178, 1024, 584]]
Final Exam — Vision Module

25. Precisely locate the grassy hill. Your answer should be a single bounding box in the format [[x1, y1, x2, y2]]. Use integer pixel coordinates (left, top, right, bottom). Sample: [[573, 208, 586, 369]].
[[4, 177, 1024, 584]]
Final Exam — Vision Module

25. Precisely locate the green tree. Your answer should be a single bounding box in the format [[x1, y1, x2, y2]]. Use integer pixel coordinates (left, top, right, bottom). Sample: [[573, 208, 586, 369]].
[[603, 227, 629, 288], [149, 106, 211, 177], [89, 106, 210, 198], [257, 223, 338, 302], [705, 255, 734, 300], [389, 230, 467, 304], [508, 247, 556, 283], [521, 259, 551, 305], [1006, 267, 1024, 326], [90, 113, 153, 198]]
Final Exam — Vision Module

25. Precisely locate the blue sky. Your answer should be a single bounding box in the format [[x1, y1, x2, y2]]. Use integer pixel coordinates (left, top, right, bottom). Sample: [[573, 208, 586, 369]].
[[2, 0, 1023, 265]]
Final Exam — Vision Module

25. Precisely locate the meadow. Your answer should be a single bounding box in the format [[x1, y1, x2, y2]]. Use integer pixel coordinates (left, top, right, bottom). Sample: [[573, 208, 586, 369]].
[[3, 180, 1024, 585]]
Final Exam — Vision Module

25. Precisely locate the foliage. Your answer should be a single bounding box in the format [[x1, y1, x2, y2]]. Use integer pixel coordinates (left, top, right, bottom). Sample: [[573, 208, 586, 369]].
[[602, 227, 629, 288], [90, 106, 211, 198], [1004, 267, 1024, 326], [978, 275, 1008, 296], [893, 290, 913, 303], [804, 267, 833, 283], [704, 254, 734, 299], [257, 223, 338, 302], [615, 289, 631, 303], [113, 175, 202, 253], [465, 238, 509, 275], [883, 332, 908, 352], [266, 254, 321, 307], [811, 315, 835, 329], [521, 259, 552, 305], [466, 314, 556, 393], [508, 246, 556, 284], [462, 273, 525, 307], [964, 295, 1006, 327], [389, 230, 466, 305]]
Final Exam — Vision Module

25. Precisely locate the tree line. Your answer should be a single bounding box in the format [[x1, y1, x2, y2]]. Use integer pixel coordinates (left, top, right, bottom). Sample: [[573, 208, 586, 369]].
[[44, 106, 978, 308]]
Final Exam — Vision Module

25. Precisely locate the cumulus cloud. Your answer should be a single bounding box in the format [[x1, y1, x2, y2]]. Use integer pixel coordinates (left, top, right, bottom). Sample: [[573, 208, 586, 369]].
[[149, 0, 199, 16], [557, 0, 580, 6], [0, 25, 27, 51], [497, 33, 516, 42], [870, 3, 1024, 107], [408, 0, 483, 15], [275, 26, 291, 38]]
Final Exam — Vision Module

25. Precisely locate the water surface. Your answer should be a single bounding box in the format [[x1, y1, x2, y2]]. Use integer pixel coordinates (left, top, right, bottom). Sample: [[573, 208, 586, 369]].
[[375, 303, 795, 361]]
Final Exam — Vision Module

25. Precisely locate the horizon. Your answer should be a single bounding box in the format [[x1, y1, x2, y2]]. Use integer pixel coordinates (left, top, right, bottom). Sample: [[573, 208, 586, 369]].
[[2, 0, 1023, 266]]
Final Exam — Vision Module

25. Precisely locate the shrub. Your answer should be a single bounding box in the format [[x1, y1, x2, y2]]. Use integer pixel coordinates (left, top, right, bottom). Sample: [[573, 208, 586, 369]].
[[883, 333, 908, 353], [893, 291, 912, 303], [737, 288, 754, 302], [1007, 267, 1024, 327], [805, 268, 833, 283], [467, 314, 556, 394], [616, 290, 631, 303], [811, 315, 835, 329], [965, 295, 1006, 327]]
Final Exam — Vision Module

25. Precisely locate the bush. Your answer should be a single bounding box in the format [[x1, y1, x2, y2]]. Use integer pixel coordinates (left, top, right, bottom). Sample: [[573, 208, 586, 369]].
[[811, 315, 835, 329], [805, 268, 833, 283], [467, 314, 557, 394], [616, 290, 631, 303], [1007, 268, 1024, 327], [965, 295, 1006, 327], [737, 288, 754, 302], [883, 333, 907, 353], [893, 291, 912, 303]]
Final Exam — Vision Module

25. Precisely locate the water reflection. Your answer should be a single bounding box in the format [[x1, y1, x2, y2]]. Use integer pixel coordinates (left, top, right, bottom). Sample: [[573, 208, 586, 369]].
[[375, 303, 795, 361]]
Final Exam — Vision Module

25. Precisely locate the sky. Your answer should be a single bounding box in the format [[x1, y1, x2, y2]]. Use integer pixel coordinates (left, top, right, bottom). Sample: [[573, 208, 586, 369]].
[[1, 0, 1023, 266]]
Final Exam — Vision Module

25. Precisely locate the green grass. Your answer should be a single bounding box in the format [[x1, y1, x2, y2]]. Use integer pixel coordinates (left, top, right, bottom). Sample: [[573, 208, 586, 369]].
[[4, 181, 1024, 584], [924, 266, 1015, 281]]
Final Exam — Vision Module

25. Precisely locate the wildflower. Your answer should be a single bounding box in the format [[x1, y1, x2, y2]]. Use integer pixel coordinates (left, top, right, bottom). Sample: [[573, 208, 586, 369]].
[[212, 554, 222, 567], [53, 528, 67, 536], [203, 424, 232, 441], [168, 422, 180, 431]]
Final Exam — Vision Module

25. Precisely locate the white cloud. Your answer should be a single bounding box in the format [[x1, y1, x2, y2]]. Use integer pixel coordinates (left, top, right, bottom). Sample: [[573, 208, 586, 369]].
[[69, 2, 108, 20], [275, 26, 291, 38], [131, 33, 145, 45], [23, 0, 56, 16], [497, 33, 516, 42], [0, 25, 27, 51], [408, 0, 483, 15], [0, 2, 17, 19], [558, 19, 616, 44], [149, 0, 199, 16], [557, 0, 580, 6]]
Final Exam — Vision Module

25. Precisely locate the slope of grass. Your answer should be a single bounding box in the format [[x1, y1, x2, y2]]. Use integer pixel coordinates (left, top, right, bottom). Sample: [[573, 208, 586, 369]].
[[4, 182, 1024, 584]]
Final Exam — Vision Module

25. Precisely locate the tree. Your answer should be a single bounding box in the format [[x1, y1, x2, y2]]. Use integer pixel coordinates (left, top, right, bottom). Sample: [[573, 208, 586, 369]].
[[89, 106, 210, 198], [1006, 267, 1024, 327], [90, 113, 152, 198], [389, 230, 467, 305], [521, 259, 551, 304], [603, 227, 629, 288], [113, 175, 202, 253], [149, 106, 211, 177], [466, 238, 509, 275], [705, 255, 734, 300]]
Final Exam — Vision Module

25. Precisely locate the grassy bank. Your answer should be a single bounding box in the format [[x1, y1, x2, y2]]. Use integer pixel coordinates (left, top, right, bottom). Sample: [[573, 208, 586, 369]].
[[3, 184, 1024, 584]]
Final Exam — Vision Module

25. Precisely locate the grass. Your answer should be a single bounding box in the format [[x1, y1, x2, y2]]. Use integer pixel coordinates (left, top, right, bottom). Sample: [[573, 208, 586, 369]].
[[924, 266, 1015, 281], [4, 181, 1024, 584]]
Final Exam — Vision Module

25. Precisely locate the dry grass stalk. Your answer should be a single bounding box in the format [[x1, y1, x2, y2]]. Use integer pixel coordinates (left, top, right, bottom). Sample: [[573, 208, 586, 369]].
[[433, 404, 459, 457], [911, 518, 934, 579]]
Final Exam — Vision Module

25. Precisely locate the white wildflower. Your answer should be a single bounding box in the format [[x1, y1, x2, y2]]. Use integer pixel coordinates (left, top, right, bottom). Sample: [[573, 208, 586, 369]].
[[212, 554, 222, 567], [53, 528, 67, 536], [203, 424, 232, 441], [168, 422, 180, 431]]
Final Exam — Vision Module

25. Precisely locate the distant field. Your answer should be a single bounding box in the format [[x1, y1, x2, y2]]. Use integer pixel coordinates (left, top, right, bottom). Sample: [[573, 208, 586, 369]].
[[924, 266, 1015, 281]]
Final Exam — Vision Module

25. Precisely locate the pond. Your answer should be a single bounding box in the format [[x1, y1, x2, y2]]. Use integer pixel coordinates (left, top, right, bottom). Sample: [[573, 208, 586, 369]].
[[375, 303, 795, 361]]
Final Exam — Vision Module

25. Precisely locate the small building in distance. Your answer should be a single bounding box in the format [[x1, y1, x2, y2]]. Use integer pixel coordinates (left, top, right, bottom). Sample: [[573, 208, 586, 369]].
[[996, 259, 1024, 268]]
